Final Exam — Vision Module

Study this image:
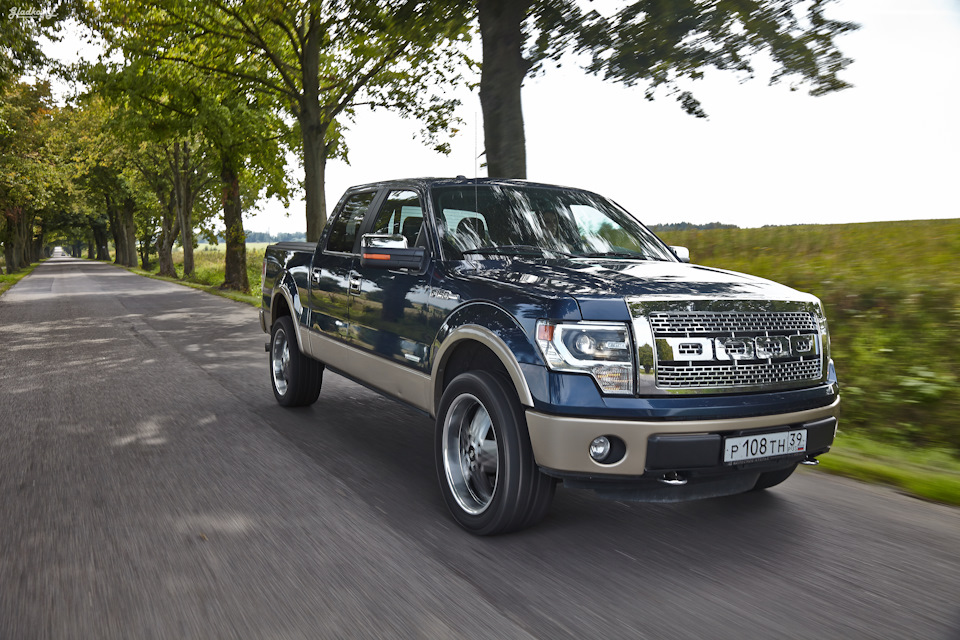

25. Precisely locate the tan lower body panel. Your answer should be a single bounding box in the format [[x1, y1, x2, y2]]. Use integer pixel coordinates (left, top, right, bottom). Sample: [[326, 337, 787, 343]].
[[304, 328, 433, 414], [525, 396, 841, 475]]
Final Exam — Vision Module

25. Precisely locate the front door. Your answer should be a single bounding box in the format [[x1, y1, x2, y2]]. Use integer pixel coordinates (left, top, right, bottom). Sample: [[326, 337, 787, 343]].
[[351, 189, 435, 373]]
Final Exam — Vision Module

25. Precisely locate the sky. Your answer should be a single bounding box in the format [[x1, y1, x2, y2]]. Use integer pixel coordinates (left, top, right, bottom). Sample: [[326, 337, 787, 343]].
[[39, 0, 960, 234]]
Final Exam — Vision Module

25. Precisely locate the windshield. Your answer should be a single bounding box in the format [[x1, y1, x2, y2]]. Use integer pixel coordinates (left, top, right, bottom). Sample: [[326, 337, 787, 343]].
[[431, 184, 675, 262]]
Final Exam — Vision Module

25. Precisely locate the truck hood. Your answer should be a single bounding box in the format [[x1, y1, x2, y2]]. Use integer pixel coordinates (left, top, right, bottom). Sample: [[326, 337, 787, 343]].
[[458, 258, 818, 317]]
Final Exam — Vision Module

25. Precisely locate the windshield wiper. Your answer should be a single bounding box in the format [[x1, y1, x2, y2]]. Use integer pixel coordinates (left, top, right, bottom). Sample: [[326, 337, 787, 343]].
[[577, 251, 647, 260], [462, 245, 547, 257]]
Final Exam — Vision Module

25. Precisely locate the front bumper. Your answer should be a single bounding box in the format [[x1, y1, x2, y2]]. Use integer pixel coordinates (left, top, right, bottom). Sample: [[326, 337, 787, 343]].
[[525, 395, 840, 478]]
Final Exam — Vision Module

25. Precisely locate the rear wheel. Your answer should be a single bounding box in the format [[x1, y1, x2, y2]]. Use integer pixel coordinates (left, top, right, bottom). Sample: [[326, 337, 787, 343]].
[[752, 463, 798, 491], [270, 315, 323, 407], [436, 371, 555, 535]]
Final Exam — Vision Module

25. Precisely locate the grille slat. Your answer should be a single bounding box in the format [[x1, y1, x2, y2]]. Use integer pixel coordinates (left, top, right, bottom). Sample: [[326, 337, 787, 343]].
[[649, 311, 817, 335], [657, 360, 823, 389]]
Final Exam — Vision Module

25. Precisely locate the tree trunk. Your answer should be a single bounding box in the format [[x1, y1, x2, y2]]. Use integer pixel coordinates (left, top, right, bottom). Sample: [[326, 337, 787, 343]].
[[220, 158, 249, 292], [158, 189, 179, 278], [2, 242, 15, 274], [2, 211, 17, 273], [92, 218, 110, 261], [300, 16, 329, 243], [478, 0, 532, 179], [172, 141, 196, 276], [122, 197, 137, 268], [14, 209, 34, 268], [105, 194, 124, 265], [138, 225, 154, 270], [32, 221, 45, 263]]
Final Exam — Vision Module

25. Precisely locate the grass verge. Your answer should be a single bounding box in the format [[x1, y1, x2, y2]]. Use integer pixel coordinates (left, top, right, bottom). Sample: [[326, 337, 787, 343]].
[[0, 260, 42, 298], [126, 266, 261, 307], [814, 431, 960, 507]]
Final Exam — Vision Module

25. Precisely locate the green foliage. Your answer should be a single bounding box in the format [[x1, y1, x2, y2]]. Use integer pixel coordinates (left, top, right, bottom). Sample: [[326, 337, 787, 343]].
[[95, 0, 473, 238], [649, 222, 738, 231], [658, 220, 960, 455], [577, 0, 859, 116]]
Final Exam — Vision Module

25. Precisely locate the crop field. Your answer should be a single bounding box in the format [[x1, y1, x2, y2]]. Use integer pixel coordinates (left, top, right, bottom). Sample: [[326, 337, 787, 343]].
[[657, 219, 960, 455]]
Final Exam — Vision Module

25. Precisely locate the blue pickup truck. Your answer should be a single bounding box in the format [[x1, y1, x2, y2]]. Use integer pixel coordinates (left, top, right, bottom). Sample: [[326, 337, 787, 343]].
[[260, 178, 839, 535]]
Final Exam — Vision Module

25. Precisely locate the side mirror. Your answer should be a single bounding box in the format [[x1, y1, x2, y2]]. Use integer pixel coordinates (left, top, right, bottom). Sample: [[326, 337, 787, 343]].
[[670, 246, 690, 263], [360, 234, 428, 270]]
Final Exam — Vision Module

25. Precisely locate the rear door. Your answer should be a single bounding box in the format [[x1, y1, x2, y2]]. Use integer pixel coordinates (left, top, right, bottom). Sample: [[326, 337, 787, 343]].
[[307, 190, 378, 344]]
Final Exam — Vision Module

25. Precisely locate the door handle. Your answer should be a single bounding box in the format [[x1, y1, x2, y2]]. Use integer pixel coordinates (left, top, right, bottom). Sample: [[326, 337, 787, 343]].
[[349, 275, 362, 294], [311, 268, 321, 283]]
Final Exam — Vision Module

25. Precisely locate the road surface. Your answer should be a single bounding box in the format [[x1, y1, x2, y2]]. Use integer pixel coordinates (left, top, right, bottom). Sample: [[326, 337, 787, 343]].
[[1, 257, 958, 639]]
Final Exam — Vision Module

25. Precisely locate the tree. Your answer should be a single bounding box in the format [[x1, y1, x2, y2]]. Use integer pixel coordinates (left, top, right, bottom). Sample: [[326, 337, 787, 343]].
[[476, 0, 858, 178], [97, 0, 473, 242], [92, 52, 292, 291], [0, 81, 55, 272]]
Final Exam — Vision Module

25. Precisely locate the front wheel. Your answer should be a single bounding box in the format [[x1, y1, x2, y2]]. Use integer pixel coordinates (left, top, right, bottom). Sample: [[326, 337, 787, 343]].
[[270, 315, 323, 407], [436, 371, 555, 535]]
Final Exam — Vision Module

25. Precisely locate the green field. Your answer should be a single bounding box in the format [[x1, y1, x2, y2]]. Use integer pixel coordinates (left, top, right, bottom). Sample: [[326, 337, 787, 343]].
[[658, 219, 960, 456]]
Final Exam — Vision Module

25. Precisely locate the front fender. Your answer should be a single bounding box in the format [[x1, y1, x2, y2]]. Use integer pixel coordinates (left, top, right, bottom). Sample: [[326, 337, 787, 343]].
[[431, 302, 545, 412]]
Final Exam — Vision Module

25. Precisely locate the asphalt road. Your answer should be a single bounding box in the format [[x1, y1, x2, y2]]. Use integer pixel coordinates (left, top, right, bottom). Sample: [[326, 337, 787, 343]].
[[1, 257, 958, 640]]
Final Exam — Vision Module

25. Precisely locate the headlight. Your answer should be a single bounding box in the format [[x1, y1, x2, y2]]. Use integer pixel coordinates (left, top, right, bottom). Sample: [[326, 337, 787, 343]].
[[535, 320, 634, 394]]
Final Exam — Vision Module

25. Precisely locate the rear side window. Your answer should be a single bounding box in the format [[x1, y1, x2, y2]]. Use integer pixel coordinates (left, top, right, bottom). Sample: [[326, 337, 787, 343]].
[[326, 192, 376, 254]]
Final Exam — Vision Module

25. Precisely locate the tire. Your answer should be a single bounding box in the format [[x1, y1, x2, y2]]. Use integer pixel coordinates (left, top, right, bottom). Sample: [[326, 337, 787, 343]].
[[436, 371, 556, 535], [752, 463, 798, 491], [270, 315, 323, 407]]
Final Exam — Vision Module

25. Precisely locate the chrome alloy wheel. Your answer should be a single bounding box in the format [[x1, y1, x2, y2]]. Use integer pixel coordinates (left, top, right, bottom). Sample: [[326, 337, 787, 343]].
[[271, 327, 291, 396], [442, 393, 500, 515]]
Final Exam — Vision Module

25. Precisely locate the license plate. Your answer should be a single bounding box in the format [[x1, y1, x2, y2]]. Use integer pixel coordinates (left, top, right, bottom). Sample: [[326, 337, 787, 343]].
[[723, 429, 807, 464]]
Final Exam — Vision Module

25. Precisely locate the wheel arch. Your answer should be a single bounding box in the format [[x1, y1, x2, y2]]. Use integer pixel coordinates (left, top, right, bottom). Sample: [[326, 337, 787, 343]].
[[432, 325, 537, 416], [270, 273, 308, 353]]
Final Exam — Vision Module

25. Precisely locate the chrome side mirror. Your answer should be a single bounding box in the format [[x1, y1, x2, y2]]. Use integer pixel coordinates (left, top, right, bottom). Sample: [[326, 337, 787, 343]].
[[362, 233, 408, 249], [360, 233, 427, 271], [670, 246, 690, 263]]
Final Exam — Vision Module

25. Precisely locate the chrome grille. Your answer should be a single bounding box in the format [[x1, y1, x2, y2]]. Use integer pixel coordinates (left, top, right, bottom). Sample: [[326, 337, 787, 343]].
[[649, 311, 817, 335], [629, 304, 827, 394], [657, 360, 823, 389]]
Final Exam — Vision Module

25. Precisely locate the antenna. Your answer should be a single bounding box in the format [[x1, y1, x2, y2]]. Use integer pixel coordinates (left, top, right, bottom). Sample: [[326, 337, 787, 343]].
[[474, 112, 479, 215]]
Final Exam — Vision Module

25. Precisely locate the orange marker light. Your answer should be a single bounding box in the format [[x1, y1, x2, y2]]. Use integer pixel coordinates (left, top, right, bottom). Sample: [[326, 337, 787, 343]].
[[362, 253, 391, 260], [537, 324, 555, 341]]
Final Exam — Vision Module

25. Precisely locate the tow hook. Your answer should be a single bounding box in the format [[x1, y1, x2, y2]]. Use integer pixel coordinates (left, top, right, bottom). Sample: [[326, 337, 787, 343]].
[[800, 456, 820, 466], [658, 471, 688, 486]]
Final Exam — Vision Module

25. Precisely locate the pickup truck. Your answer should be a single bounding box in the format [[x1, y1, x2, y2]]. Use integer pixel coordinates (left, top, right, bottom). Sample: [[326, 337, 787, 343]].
[[260, 178, 839, 535]]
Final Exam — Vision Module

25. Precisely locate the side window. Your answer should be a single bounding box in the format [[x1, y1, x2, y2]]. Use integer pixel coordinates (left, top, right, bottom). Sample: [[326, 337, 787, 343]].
[[326, 192, 376, 254], [370, 190, 424, 247]]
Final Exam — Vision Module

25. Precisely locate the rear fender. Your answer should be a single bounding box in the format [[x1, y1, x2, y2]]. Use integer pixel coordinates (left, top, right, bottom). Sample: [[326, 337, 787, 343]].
[[271, 271, 308, 352]]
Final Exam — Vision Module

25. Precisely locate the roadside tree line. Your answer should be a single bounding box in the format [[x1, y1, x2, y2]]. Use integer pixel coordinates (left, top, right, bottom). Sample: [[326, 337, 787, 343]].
[[2, 0, 856, 291]]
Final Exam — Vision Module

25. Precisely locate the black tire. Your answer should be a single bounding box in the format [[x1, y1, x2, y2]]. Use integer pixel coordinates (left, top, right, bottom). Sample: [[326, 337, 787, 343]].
[[752, 463, 798, 491], [435, 371, 556, 535], [270, 315, 323, 407]]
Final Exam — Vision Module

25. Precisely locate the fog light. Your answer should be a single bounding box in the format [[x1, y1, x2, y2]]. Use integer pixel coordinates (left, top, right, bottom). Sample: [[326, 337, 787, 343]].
[[589, 436, 611, 462]]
